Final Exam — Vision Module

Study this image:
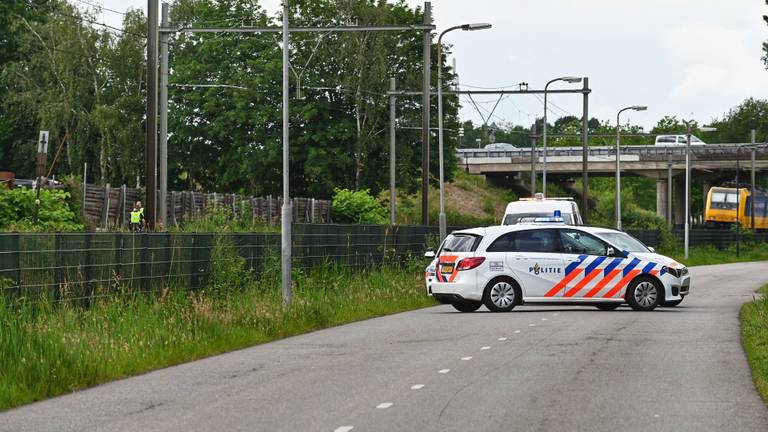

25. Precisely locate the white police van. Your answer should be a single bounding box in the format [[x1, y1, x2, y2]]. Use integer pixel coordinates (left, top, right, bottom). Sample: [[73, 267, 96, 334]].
[[424, 222, 689, 312], [503, 194, 583, 225]]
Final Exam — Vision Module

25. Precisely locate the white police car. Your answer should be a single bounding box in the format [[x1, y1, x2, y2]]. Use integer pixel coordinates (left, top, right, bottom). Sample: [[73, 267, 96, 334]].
[[424, 223, 689, 312]]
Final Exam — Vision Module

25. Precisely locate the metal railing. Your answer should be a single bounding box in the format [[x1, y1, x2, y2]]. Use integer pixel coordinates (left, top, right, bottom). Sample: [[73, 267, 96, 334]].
[[457, 143, 768, 160]]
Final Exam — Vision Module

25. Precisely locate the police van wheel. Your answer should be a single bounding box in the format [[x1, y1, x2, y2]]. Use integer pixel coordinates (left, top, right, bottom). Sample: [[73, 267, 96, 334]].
[[595, 303, 621, 311], [482, 277, 520, 312], [626, 276, 662, 311], [451, 300, 482, 313]]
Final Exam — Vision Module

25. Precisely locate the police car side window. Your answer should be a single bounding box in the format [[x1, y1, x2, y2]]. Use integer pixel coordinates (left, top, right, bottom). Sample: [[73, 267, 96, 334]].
[[514, 229, 559, 253], [559, 230, 607, 255], [487, 233, 516, 252]]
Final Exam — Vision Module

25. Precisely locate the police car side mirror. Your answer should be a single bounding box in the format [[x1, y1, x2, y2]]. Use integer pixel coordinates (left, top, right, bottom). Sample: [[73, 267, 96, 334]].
[[424, 250, 436, 258], [647, 246, 656, 253], [606, 247, 615, 257]]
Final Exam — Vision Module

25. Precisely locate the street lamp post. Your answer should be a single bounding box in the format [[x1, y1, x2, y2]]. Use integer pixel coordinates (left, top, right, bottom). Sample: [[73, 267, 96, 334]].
[[542, 76, 582, 197], [437, 22, 491, 241], [615, 105, 647, 230], [684, 124, 716, 259]]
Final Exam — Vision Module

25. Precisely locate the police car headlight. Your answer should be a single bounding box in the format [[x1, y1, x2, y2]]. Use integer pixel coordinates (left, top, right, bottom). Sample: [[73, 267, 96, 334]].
[[663, 266, 682, 278]]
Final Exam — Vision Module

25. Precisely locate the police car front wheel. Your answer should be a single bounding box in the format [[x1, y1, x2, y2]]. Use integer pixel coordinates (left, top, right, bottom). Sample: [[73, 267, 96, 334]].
[[482, 277, 520, 312], [626, 276, 662, 311]]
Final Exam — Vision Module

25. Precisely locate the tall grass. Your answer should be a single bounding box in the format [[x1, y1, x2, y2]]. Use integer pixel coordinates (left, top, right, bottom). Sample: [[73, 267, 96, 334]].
[[0, 239, 434, 410], [741, 285, 768, 403]]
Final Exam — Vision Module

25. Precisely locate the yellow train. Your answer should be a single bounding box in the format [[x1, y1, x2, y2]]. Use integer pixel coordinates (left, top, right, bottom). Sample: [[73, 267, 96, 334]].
[[704, 187, 768, 230]]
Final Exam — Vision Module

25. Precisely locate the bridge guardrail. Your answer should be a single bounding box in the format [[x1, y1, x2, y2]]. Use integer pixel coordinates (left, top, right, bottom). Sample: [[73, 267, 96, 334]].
[[458, 143, 768, 159]]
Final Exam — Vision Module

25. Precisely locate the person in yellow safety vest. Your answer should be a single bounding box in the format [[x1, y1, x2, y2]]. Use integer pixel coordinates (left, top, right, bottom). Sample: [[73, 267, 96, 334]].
[[130, 201, 145, 232]]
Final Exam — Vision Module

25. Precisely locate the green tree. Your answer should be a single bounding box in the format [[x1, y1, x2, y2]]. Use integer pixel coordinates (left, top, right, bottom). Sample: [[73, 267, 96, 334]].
[[709, 98, 768, 143]]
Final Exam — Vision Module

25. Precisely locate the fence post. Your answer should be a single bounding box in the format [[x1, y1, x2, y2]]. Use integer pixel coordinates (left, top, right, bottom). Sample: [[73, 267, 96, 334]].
[[54, 233, 63, 301], [311, 198, 315, 223], [140, 233, 150, 293], [84, 232, 94, 305], [120, 185, 127, 227], [101, 183, 111, 228], [189, 234, 197, 289], [114, 232, 124, 292], [171, 191, 177, 227]]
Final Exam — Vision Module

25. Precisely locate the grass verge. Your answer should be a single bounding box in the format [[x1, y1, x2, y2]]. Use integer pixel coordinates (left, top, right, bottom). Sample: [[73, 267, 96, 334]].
[[741, 284, 768, 404], [0, 261, 434, 411], [660, 242, 768, 267]]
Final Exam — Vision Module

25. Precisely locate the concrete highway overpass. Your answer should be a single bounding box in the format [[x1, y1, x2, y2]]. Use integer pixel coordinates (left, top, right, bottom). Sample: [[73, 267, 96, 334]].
[[458, 143, 768, 225]]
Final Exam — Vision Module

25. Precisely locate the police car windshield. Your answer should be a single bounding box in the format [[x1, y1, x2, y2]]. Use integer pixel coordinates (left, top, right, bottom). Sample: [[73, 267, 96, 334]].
[[596, 232, 650, 253], [504, 213, 574, 225], [439, 234, 479, 253]]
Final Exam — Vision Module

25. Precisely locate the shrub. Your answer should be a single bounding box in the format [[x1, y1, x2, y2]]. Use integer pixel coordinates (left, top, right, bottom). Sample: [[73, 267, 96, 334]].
[[0, 188, 84, 232], [331, 188, 388, 224]]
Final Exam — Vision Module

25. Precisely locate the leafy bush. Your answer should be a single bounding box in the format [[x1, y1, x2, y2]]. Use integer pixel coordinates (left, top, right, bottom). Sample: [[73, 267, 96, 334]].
[[332, 188, 388, 224], [0, 188, 84, 232]]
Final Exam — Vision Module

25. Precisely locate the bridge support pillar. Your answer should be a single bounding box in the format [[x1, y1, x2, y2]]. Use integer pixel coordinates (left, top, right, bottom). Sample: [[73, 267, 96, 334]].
[[673, 174, 685, 227], [656, 179, 668, 221]]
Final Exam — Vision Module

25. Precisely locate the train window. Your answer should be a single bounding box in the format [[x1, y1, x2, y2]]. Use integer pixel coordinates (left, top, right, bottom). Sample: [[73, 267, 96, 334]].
[[711, 190, 738, 210]]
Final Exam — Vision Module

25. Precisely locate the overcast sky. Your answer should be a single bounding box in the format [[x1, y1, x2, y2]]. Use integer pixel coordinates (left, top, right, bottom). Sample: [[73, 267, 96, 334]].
[[97, 0, 768, 132]]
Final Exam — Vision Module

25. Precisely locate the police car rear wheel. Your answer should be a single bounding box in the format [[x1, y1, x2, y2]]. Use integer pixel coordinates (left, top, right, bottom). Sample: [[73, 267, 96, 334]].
[[482, 277, 520, 312], [451, 300, 482, 313], [626, 277, 661, 311]]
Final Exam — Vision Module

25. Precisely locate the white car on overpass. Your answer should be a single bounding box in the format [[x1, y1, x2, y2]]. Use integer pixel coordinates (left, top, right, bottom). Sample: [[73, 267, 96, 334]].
[[424, 224, 689, 312], [654, 134, 706, 146]]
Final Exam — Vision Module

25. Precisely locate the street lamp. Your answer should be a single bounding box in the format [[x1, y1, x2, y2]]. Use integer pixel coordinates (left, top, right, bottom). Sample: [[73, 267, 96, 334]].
[[684, 124, 717, 259], [615, 105, 647, 230], [437, 22, 492, 241], [542, 76, 582, 197]]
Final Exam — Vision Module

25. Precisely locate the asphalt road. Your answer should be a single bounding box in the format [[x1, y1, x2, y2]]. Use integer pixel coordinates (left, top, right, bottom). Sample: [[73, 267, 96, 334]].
[[2, 261, 768, 432]]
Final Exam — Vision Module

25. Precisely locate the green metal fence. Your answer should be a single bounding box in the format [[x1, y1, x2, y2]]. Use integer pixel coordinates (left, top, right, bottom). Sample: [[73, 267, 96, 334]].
[[0, 224, 766, 304], [0, 224, 443, 303]]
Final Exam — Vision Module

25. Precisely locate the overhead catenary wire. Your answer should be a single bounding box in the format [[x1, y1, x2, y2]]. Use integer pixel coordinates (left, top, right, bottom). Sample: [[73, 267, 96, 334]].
[[22, 2, 144, 37], [70, 0, 128, 16]]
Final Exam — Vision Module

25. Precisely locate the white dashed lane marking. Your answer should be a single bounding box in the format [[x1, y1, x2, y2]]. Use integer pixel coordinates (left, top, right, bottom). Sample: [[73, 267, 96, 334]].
[[498, 337, 507, 341], [411, 384, 425, 390], [529, 324, 536, 327], [481, 346, 491, 350], [541, 318, 548, 321], [376, 403, 393, 409], [514, 330, 521, 334], [438, 369, 451, 374], [334, 427, 354, 432], [461, 356, 473, 361]]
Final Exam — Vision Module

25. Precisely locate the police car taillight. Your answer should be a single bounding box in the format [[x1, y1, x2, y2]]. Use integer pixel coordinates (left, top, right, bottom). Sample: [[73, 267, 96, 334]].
[[457, 257, 485, 271]]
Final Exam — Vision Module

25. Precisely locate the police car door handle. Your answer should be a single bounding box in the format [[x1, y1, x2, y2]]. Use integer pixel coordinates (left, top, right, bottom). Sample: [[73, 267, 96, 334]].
[[513, 255, 526, 260], [565, 257, 581, 262]]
